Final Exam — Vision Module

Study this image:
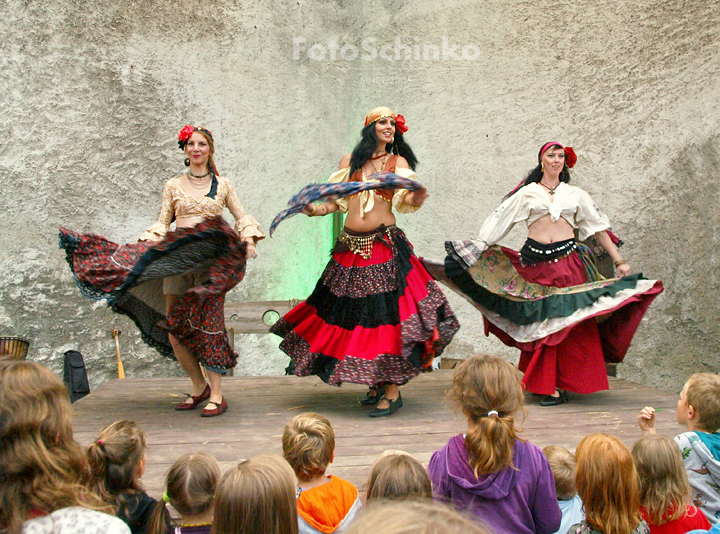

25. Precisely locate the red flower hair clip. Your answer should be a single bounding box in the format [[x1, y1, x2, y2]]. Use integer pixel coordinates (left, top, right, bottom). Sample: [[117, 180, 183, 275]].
[[564, 146, 577, 169], [178, 124, 195, 150], [395, 114, 408, 134]]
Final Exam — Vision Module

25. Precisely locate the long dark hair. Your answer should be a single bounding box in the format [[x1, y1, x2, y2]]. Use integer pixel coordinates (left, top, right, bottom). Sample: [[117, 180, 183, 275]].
[[349, 122, 418, 177], [503, 143, 571, 200]]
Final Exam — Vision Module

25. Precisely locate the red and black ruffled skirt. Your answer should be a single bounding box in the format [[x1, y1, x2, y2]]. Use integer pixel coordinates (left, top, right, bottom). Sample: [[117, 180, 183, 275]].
[[271, 225, 460, 386], [58, 217, 247, 373]]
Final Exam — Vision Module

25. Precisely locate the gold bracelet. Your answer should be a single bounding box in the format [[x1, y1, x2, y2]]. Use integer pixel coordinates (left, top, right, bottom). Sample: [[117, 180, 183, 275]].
[[308, 204, 317, 216], [614, 259, 627, 267]]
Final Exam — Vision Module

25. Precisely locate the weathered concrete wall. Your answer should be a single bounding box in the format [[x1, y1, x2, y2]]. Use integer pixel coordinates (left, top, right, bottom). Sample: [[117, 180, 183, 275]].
[[1, 0, 718, 392]]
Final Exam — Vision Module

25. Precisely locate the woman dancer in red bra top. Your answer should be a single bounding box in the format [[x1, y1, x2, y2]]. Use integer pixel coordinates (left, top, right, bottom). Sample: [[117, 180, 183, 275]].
[[271, 107, 459, 417]]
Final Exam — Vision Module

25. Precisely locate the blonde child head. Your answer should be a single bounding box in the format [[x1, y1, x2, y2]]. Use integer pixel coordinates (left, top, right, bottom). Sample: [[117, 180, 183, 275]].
[[449, 354, 524, 476], [683, 373, 720, 432], [147, 452, 220, 534], [282, 412, 334, 482], [86, 420, 147, 507], [632, 433, 695, 526], [0, 361, 108, 534], [576, 433, 642, 534], [345, 499, 493, 534], [214, 454, 298, 534], [542, 445, 578, 501], [365, 450, 432, 502]]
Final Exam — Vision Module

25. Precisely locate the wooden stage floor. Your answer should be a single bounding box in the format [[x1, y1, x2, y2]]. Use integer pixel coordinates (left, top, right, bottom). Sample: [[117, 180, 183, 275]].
[[72, 371, 681, 497]]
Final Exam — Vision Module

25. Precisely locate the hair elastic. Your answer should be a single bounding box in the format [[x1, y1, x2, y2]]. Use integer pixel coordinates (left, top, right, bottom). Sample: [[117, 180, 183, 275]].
[[487, 410, 499, 417], [163, 492, 171, 503], [96, 439, 104, 446]]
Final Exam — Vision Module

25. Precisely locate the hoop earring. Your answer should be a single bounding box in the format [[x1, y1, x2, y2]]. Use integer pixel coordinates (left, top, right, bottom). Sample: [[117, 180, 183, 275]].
[[184, 158, 190, 167]]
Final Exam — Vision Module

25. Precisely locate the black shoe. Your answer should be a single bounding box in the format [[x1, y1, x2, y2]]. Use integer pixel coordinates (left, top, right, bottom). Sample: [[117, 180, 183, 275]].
[[539, 390, 569, 407], [360, 385, 386, 406], [369, 392, 403, 417]]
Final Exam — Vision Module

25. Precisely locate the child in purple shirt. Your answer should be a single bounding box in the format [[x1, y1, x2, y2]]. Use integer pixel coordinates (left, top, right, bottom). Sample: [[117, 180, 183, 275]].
[[428, 355, 561, 534]]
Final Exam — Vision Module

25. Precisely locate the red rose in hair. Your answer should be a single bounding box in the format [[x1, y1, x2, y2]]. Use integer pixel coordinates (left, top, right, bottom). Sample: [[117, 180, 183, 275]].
[[179, 125, 195, 141], [564, 146, 577, 168], [395, 114, 408, 134]]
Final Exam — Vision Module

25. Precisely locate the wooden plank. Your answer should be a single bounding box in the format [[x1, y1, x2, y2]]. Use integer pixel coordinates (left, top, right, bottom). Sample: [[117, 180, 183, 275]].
[[224, 300, 299, 333], [72, 372, 681, 499]]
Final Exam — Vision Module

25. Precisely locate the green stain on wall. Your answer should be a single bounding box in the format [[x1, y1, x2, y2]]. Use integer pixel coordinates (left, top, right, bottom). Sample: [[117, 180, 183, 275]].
[[272, 210, 344, 300]]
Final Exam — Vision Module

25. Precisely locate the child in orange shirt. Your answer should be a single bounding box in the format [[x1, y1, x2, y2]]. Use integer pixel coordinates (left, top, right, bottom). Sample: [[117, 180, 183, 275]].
[[282, 413, 361, 534]]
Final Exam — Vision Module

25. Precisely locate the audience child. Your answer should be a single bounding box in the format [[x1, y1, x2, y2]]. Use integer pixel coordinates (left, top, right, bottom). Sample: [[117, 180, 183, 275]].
[[365, 450, 432, 503], [427, 355, 561, 534], [543, 445, 584, 534], [632, 433, 711, 533], [213, 454, 298, 534], [146, 452, 220, 534], [282, 413, 361, 534], [570, 433, 649, 534], [0, 360, 129, 534], [86, 420, 156, 534], [638, 372, 720, 525], [344, 500, 493, 534]]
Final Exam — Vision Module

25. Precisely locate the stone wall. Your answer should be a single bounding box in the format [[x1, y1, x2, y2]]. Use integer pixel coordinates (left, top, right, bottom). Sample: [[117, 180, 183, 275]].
[[1, 0, 718, 392]]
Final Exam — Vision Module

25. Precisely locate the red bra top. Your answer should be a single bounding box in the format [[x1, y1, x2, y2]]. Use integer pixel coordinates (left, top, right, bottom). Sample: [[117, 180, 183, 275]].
[[350, 155, 398, 202]]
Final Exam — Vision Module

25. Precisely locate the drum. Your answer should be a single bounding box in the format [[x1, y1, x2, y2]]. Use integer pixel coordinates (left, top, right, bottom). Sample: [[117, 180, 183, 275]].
[[0, 336, 30, 360]]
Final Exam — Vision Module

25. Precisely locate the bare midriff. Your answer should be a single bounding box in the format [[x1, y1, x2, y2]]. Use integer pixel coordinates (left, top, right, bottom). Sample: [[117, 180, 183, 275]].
[[344, 193, 396, 233], [527, 214, 575, 244], [175, 216, 206, 229]]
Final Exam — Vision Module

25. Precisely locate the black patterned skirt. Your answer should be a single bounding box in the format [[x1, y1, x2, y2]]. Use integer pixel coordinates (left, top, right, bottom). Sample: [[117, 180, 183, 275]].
[[59, 217, 247, 373]]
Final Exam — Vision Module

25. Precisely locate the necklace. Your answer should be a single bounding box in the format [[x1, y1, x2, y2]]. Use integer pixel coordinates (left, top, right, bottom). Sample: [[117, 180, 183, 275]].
[[188, 169, 211, 178], [368, 155, 388, 174], [539, 181, 560, 195], [370, 152, 389, 160], [186, 173, 212, 190]]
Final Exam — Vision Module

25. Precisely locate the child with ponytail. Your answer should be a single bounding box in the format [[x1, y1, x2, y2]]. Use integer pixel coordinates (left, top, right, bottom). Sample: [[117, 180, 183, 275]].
[[427, 355, 561, 534], [146, 453, 220, 534], [86, 420, 156, 534]]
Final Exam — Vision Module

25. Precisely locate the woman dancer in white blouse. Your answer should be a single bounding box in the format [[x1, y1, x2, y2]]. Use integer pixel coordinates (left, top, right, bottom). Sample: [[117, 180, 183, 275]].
[[444, 142, 662, 406]]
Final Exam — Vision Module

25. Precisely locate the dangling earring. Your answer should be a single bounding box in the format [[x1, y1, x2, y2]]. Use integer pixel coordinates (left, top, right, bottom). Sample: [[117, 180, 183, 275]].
[[390, 137, 395, 144], [184, 158, 190, 167], [541, 162, 544, 172]]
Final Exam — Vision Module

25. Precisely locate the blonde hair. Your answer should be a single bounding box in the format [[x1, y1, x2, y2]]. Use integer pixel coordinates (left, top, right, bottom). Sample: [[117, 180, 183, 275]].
[[632, 434, 695, 526], [365, 450, 432, 503], [282, 412, 334, 481], [576, 434, 642, 534], [449, 355, 525, 476], [543, 445, 577, 501], [0, 361, 109, 534], [147, 452, 220, 534], [86, 420, 147, 508], [344, 500, 493, 534], [685, 373, 720, 432], [213, 454, 298, 534]]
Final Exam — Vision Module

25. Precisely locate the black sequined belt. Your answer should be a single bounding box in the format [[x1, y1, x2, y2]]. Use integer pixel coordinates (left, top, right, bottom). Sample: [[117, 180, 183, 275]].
[[519, 238, 577, 266]]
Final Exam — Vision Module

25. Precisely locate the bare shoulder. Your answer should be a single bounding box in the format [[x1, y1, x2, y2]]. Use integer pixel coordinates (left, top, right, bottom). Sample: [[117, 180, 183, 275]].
[[339, 152, 352, 169], [395, 156, 410, 169]]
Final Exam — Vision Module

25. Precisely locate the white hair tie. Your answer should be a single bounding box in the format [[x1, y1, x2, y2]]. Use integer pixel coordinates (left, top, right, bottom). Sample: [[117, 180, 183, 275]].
[[487, 410, 499, 417]]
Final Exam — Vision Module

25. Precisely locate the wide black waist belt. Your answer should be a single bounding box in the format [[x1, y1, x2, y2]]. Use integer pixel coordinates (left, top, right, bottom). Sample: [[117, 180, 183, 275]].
[[519, 238, 577, 266]]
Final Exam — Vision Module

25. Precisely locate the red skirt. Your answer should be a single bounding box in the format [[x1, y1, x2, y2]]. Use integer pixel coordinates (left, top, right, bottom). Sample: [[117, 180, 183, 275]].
[[492, 249, 662, 394], [444, 242, 663, 396], [271, 226, 459, 386]]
